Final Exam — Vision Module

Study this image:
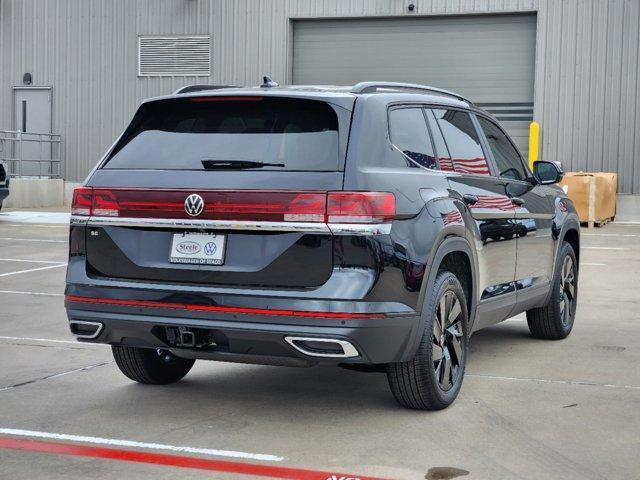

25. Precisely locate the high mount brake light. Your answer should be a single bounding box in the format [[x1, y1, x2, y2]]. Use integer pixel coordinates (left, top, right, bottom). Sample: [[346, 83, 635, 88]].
[[189, 96, 263, 102], [71, 188, 396, 224]]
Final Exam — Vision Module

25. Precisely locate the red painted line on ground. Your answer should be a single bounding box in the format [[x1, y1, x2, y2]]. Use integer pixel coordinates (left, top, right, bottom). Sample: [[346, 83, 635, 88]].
[[0, 436, 387, 480]]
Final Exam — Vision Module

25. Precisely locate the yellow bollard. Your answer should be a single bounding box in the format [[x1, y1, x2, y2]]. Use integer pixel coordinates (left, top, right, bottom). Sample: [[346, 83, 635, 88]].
[[528, 121, 540, 171]]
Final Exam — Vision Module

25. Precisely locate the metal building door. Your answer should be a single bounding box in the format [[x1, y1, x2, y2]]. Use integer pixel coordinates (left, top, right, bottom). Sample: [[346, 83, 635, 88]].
[[293, 14, 536, 156], [13, 87, 52, 176]]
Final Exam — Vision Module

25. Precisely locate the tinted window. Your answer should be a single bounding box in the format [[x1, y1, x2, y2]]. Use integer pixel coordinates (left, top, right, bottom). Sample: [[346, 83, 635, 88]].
[[103, 97, 340, 171], [477, 116, 528, 181], [388, 108, 437, 169], [432, 109, 490, 176]]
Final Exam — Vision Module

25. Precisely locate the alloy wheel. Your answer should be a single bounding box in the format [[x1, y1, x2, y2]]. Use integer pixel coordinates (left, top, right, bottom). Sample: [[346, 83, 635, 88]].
[[559, 255, 576, 326], [432, 290, 464, 391]]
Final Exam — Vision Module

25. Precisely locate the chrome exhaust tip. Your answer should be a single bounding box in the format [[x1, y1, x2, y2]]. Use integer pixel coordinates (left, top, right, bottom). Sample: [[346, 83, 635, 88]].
[[284, 336, 359, 358], [69, 320, 103, 339]]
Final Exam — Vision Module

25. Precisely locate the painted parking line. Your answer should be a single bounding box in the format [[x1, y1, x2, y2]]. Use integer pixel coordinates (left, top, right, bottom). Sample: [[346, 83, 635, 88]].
[[581, 262, 606, 266], [467, 373, 640, 390], [0, 434, 386, 480], [0, 290, 63, 296], [0, 224, 68, 228], [582, 246, 630, 251], [0, 336, 82, 346], [0, 237, 67, 243], [582, 233, 639, 237], [0, 211, 70, 224], [0, 264, 67, 277], [0, 258, 66, 264]]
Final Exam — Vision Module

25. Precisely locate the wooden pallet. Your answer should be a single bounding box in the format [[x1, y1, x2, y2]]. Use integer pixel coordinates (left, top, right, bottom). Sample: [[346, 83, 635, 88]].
[[581, 216, 614, 229]]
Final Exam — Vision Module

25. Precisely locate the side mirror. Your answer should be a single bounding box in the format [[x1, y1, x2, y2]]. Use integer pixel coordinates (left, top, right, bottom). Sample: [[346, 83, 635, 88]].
[[533, 160, 564, 185]]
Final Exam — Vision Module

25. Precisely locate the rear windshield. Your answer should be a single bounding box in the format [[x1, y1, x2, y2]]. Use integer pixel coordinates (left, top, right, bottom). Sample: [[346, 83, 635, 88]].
[[103, 97, 341, 171]]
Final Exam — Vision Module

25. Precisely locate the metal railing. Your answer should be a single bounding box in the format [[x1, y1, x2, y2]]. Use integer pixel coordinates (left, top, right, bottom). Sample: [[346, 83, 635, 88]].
[[0, 130, 63, 178]]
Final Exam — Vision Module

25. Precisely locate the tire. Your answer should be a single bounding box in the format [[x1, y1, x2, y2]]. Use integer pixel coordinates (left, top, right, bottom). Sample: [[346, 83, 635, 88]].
[[526, 241, 578, 340], [387, 271, 469, 410], [112, 346, 195, 385]]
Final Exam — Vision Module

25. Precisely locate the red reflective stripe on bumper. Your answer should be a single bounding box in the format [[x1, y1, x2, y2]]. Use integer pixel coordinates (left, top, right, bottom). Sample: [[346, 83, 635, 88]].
[[0, 436, 388, 480], [65, 295, 385, 319]]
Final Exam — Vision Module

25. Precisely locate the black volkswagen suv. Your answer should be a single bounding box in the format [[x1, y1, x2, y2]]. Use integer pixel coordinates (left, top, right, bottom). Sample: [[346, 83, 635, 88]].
[[65, 81, 580, 410]]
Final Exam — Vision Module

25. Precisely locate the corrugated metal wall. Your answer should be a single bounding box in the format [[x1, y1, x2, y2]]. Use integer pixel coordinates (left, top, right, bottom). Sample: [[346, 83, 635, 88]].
[[1, 0, 639, 193], [0, 0, 212, 181]]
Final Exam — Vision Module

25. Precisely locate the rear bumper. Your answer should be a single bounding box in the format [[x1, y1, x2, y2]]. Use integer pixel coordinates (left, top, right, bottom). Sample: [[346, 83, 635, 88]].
[[65, 301, 421, 365]]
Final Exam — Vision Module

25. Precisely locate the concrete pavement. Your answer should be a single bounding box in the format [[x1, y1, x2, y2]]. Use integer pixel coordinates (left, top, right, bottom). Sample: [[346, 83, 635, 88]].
[[0, 213, 638, 479]]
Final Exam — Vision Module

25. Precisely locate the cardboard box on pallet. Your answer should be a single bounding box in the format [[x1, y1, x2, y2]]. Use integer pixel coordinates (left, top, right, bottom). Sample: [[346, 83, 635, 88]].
[[558, 172, 617, 225]]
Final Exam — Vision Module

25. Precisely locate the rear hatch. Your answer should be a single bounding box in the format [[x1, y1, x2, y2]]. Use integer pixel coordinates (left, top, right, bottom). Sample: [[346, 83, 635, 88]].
[[78, 94, 355, 289]]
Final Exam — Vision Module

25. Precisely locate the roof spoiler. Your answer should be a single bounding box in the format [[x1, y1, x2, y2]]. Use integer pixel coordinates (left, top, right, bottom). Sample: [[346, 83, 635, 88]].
[[173, 85, 240, 94]]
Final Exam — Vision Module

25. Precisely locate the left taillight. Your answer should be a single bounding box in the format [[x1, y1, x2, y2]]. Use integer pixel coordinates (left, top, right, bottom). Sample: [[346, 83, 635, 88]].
[[71, 187, 93, 216], [327, 192, 395, 224]]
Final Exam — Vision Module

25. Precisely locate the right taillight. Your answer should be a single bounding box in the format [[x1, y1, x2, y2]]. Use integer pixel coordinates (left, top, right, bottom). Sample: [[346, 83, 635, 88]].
[[326, 191, 395, 224]]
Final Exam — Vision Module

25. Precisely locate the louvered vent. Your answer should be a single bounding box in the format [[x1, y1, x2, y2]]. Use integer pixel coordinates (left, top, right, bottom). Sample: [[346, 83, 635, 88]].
[[138, 36, 210, 76]]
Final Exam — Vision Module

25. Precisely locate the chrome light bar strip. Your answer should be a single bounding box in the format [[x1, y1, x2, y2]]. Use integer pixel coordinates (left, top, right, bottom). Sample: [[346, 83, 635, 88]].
[[71, 215, 391, 236]]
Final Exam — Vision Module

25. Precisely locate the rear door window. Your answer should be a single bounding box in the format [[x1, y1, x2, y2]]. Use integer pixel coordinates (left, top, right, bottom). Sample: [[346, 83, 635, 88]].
[[103, 97, 342, 171], [431, 109, 490, 176], [388, 107, 438, 170], [477, 116, 528, 181]]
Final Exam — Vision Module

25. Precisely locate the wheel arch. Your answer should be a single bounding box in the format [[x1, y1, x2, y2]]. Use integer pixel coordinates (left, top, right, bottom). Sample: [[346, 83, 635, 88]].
[[562, 225, 580, 265], [542, 216, 580, 307], [403, 235, 478, 361], [553, 215, 580, 275]]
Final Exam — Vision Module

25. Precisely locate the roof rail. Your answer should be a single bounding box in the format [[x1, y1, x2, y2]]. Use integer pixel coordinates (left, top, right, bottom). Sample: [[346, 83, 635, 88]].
[[173, 85, 240, 94], [350, 82, 472, 104]]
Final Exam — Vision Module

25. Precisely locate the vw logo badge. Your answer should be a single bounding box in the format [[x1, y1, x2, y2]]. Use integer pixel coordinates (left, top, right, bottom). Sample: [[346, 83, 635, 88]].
[[204, 242, 217, 256], [184, 193, 205, 217]]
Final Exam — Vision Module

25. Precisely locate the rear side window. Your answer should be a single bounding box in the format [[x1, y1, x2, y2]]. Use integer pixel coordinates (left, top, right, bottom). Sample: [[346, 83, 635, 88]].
[[103, 97, 341, 171], [388, 108, 437, 170], [431, 109, 490, 176], [477, 116, 528, 181]]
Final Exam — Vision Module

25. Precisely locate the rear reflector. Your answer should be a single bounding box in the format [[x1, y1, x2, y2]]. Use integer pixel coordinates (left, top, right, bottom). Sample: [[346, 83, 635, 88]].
[[71, 188, 395, 224], [65, 295, 385, 319]]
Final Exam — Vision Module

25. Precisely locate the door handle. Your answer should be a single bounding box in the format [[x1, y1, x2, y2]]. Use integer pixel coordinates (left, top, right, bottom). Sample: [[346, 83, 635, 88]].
[[462, 194, 478, 205], [510, 197, 525, 206]]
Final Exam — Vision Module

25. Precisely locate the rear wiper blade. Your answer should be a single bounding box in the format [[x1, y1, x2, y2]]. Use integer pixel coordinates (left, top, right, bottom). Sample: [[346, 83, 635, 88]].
[[201, 159, 285, 170]]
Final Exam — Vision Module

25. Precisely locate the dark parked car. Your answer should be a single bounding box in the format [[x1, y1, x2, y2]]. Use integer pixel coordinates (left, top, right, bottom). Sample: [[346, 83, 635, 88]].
[[65, 81, 580, 410], [0, 161, 9, 209]]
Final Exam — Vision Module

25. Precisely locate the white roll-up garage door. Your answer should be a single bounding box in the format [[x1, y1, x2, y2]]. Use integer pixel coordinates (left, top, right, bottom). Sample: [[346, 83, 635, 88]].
[[293, 14, 536, 156]]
